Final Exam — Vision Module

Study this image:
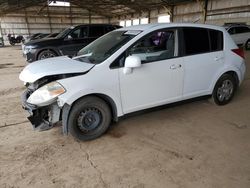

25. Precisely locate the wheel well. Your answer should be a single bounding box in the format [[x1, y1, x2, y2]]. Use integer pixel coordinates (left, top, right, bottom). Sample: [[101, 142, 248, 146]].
[[224, 71, 239, 87], [71, 94, 118, 122], [36, 49, 58, 60]]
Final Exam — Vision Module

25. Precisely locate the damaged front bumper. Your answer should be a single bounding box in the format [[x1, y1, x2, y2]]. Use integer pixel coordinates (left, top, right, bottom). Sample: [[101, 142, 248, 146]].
[[21, 90, 61, 131]]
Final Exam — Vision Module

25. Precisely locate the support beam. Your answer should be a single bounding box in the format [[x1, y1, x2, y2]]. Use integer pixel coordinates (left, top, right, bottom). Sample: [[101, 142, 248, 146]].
[[197, 0, 209, 23], [88, 10, 91, 24], [170, 6, 174, 22], [0, 18, 3, 38], [46, 6, 52, 33], [203, 0, 209, 23], [37, 1, 51, 15], [24, 8, 30, 35], [148, 10, 151, 23], [69, 4, 72, 25]]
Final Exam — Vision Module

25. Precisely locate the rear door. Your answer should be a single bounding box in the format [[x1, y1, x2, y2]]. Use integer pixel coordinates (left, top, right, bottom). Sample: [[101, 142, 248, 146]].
[[182, 27, 224, 98]]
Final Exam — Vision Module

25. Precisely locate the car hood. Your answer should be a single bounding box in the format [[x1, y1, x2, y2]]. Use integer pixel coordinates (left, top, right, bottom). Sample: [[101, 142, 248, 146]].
[[19, 56, 94, 83], [24, 37, 60, 46]]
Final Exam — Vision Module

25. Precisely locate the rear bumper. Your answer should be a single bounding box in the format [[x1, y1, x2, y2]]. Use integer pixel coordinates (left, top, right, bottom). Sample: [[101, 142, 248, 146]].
[[21, 90, 61, 131]]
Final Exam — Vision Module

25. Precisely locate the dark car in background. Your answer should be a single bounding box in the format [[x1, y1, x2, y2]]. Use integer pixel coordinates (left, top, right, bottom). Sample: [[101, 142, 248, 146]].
[[23, 24, 121, 62]]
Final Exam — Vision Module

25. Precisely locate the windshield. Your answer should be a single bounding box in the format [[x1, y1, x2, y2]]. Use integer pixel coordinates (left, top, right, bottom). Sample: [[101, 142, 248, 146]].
[[76, 30, 140, 64], [56, 27, 73, 38]]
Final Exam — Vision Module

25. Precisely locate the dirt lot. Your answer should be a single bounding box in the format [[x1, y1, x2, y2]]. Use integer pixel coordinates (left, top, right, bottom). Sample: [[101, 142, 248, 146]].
[[0, 46, 249, 188]]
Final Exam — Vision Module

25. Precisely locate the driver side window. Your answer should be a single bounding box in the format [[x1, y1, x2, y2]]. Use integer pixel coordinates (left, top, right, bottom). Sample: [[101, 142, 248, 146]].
[[70, 28, 81, 39], [128, 30, 176, 63]]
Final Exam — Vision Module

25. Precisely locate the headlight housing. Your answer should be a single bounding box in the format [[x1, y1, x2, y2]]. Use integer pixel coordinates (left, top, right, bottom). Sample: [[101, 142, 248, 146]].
[[23, 45, 36, 54], [27, 82, 66, 106]]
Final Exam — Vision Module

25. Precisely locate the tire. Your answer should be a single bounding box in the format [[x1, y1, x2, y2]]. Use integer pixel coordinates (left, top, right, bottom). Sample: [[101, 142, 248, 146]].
[[212, 74, 237, 105], [10, 42, 15, 46], [37, 49, 57, 60], [68, 96, 111, 141], [245, 39, 250, 50]]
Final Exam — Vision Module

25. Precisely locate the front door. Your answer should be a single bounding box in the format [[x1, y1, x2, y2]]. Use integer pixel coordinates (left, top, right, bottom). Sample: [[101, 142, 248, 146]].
[[119, 29, 184, 114]]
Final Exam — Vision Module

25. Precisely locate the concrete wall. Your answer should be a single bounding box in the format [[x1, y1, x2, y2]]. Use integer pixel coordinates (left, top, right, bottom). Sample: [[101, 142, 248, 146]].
[[111, 0, 250, 26], [0, 5, 109, 43]]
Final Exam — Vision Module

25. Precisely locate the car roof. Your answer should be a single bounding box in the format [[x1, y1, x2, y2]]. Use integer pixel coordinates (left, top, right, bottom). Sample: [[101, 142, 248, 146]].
[[117, 23, 225, 32]]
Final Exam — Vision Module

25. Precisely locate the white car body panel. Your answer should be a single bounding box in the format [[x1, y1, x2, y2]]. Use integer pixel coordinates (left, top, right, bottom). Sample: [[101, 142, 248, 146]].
[[119, 57, 184, 114], [182, 51, 224, 98]]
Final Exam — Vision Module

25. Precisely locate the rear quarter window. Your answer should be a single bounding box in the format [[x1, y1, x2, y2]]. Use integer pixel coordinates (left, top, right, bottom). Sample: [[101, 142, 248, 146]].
[[209, 29, 223, 51]]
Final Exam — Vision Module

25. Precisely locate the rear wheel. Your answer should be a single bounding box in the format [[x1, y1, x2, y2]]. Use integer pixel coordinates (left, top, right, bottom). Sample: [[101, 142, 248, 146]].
[[68, 96, 111, 141], [213, 74, 237, 105], [37, 50, 57, 60]]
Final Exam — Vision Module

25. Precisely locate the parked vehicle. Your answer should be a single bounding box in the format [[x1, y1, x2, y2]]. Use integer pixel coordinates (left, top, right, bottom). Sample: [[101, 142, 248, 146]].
[[19, 23, 246, 141], [7, 34, 24, 45], [0, 37, 4, 47], [224, 24, 250, 50], [22, 24, 121, 62]]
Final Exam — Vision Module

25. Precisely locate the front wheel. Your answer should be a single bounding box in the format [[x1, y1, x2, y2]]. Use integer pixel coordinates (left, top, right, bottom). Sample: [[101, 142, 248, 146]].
[[213, 74, 237, 105], [37, 50, 57, 60], [68, 96, 111, 141]]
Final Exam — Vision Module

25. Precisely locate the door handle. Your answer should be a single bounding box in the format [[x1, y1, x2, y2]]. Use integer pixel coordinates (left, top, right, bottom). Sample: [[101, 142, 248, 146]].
[[214, 57, 223, 61], [170, 64, 182, 70]]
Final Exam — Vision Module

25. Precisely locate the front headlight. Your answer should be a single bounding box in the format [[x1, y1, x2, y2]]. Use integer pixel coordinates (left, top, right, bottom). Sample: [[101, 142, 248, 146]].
[[27, 82, 66, 106], [24, 46, 36, 54]]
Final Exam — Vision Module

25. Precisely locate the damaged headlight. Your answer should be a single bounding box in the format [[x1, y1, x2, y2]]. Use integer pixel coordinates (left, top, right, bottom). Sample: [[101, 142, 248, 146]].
[[27, 82, 65, 106]]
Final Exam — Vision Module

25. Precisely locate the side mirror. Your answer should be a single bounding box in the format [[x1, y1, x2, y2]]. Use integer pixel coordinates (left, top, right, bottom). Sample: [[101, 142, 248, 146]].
[[123, 55, 141, 74], [65, 35, 73, 40]]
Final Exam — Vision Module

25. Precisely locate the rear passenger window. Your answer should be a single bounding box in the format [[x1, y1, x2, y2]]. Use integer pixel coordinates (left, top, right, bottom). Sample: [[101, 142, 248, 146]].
[[183, 28, 210, 55], [89, 26, 104, 37], [209, 29, 223, 51]]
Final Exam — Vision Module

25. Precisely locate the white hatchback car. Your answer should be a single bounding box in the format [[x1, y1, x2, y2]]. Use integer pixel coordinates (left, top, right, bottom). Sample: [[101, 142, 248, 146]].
[[20, 23, 246, 140]]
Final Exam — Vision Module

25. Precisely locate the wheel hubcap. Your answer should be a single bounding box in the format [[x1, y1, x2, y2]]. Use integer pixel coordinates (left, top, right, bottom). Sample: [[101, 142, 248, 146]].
[[217, 79, 234, 102], [40, 51, 55, 59], [77, 108, 102, 132]]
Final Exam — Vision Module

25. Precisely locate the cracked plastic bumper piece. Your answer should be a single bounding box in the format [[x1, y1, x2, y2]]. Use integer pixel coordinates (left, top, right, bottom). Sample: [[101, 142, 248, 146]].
[[21, 90, 61, 131]]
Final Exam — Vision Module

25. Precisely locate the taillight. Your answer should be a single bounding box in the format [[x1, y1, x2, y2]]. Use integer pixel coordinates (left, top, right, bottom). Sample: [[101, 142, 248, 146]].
[[232, 48, 245, 59]]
